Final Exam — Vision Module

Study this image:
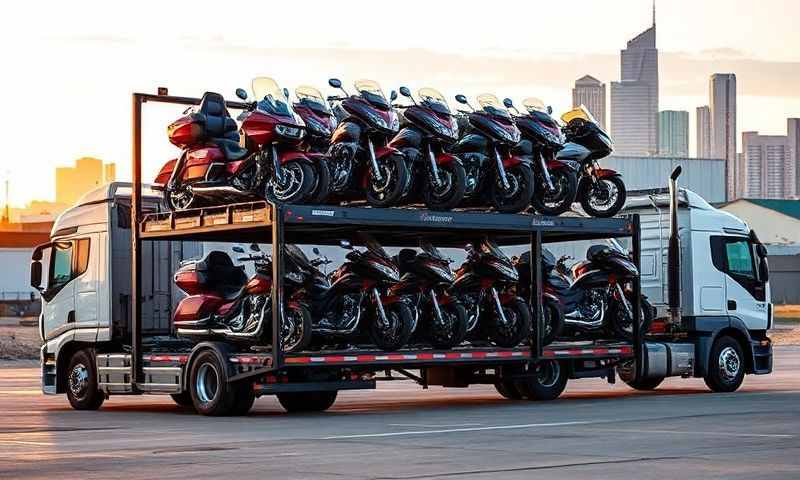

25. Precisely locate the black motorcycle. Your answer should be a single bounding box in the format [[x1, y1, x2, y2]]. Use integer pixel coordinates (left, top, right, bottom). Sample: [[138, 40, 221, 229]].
[[513, 251, 565, 346], [389, 87, 467, 210], [557, 106, 626, 218], [504, 97, 578, 216], [310, 235, 414, 351], [451, 93, 534, 213], [453, 237, 531, 347], [391, 241, 468, 349], [545, 242, 652, 339]]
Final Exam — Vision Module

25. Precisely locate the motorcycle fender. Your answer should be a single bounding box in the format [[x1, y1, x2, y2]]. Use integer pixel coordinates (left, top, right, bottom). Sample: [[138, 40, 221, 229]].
[[594, 167, 621, 179], [503, 154, 531, 168], [155, 158, 177, 185], [546, 159, 578, 171], [279, 150, 311, 166], [375, 145, 403, 160], [435, 152, 459, 165], [436, 292, 457, 306], [380, 294, 405, 306]]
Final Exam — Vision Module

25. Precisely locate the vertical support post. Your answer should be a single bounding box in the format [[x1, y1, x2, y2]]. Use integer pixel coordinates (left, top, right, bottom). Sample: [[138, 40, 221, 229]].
[[271, 203, 284, 369], [532, 232, 543, 359], [130, 94, 143, 389], [631, 214, 643, 381]]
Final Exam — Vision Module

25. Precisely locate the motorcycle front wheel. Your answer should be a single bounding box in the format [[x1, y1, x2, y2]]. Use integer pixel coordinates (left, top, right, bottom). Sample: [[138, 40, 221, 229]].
[[609, 296, 653, 340], [423, 161, 467, 211], [490, 163, 534, 213], [578, 176, 627, 218], [491, 297, 532, 348], [368, 301, 414, 351], [308, 159, 331, 204], [366, 154, 409, 207], [532, 169, 577, 216], [428, 302, 468, 349], [165, 184, 196, 211], [265, 160, 315, 204], [541, 297, 565, 346], [282, 303, 313, 353]]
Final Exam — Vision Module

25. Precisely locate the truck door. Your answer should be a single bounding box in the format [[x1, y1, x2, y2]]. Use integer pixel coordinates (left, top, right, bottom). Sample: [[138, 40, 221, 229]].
[[42, 242, 76, 338], [711, 235, 769, 330]]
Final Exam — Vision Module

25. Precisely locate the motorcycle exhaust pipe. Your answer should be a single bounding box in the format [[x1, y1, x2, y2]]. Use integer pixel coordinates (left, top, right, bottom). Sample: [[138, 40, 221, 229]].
[[667, 166, 682, 326]]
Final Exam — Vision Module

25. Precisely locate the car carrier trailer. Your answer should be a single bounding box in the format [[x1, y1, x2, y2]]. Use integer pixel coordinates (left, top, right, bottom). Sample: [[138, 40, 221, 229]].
[[31, 91, 773, 415]]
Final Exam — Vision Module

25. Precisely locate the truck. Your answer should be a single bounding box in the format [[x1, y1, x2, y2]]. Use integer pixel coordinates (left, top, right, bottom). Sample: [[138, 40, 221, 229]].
[[29, 92, 773, 415]]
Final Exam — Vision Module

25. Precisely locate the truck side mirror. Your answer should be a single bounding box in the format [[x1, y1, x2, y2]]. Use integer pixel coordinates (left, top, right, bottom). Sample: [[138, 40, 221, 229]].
[[30, 261, 43, 291]]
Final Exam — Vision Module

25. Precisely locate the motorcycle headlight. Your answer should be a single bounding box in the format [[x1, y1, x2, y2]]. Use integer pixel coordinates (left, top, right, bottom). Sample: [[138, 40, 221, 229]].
[[390, 112, 400, 132], [276, 124, 305, 139], [373, 262, 400, 281], [303, 117, 331, 137], [368, 111, 388, 130]]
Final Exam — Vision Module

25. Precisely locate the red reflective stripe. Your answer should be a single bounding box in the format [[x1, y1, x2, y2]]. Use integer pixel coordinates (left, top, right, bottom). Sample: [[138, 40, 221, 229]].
[[146, 355, 188, 363]]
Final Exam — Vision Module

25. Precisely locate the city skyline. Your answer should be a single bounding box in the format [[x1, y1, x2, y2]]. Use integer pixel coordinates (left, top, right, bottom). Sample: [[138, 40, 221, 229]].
[[3, 0, 800, 206]]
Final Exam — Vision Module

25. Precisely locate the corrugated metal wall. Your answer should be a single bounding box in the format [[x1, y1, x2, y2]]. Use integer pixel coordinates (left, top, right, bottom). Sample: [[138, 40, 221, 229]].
[[601, 155, 726, 203], [766, 246, 800, 304]]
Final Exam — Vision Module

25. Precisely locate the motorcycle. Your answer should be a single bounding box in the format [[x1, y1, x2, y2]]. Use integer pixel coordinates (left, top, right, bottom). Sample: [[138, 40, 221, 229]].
[[171, 246, 312, 351], [311, 235, 414, 351], [154, 80, 317, 210], [513, 251, 565, 346], [391, 241, 468, 349], [543, 240, 652, 339], [292, 85, 337, 203], [558, 105, 626, 218], [389, 87, 467, 210], [504, 97, 578, 216], [450, 93, 534, 213], [325, 78, 409, 207], [453, 237, 531, 347]]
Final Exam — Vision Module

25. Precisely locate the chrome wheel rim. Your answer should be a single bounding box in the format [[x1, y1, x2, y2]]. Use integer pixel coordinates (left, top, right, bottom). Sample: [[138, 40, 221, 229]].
[[371, 161, 397, 198], [69, 363, 89, 397], [282, 308, 305, 352], [589, 179, 618, 210], [718, 346, 741, 382], [432, 169, 454, 198], [196, 363, 219, 404], [168, 186, 194, 210], [542, 172, 569, 207], [271, 163, 305, 200], [536, 361, 560, 388]]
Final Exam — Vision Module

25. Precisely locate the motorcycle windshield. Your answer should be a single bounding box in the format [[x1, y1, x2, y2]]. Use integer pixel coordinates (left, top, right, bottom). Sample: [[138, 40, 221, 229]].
[[354, 79, 390, 110], [479, 237, 512, 264], [252, 77, 294, 117], [362, 234, 392, 261], [284, 244, 310, 267], [418, 87, 451, 115], [522, 97, 547, 114], [295, 85, 330, 115], [561, 104, 598, 126], [420, 241, 446, 261], [476, 93, 511, 120]]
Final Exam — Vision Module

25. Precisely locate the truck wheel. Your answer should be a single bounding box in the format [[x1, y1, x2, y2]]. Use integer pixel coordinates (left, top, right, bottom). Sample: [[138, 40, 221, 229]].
[[277, 391, 338, 413], [514, 360, 568, 401], [66, 349, 105, 410], [624, 376, 665, 391], [170, 391, 194, 408], [230, 381, 256, 416], [189, 350, 237, 416], [494, 380, 523, 400], [704, 335, 745, 393]]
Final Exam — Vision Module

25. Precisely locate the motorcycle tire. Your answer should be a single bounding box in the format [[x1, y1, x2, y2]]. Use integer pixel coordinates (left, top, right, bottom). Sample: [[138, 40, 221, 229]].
[[578, 175, 627, 218], [308, 159, 332, 204], [423, 161, 467, 211], [366, 154, 409, 208], [609, 296, 654, 340], [368, 301, 414, 351], [429, 302, 468, 350], [490, 163, 534, 214], [532, 168, 577, 216], [165, 184, 196, 212], [491, 297, 532, 348], [282, 303, 313, 353], [265, 160, 316, 204], [541, 298, 565, 346]]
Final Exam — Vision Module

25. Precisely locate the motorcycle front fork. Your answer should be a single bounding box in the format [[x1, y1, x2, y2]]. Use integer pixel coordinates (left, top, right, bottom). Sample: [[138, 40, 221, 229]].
[[538, 152, 555, 191], [493, 147, 511, 190], [427, 145, 442, 187], [429, 288, 445, 326], [270, 143, 285, 185], [490, 287, 509, 325], [615, 283, 633, 318], [367, 138, 384, 183], [372, 287, 390, 329]]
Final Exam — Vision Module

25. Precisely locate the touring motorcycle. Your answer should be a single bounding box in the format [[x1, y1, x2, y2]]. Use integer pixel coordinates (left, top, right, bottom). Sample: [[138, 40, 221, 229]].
[[292, 85, 337, 203]]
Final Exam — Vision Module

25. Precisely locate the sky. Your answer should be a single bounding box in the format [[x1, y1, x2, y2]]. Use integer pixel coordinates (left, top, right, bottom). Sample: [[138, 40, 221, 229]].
[[2, 0, 800, 206]]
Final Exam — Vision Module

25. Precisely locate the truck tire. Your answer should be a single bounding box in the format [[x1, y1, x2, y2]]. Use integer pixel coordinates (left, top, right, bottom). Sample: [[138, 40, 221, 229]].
[[189, 350, 237, 416], [624, 376, 665, 391], [230, 381, 256, 416], [494, 380, 523, 400], [514, 360, 568, 401], [704, 335, 745, 393], [170, 391, 194, 408], [277, 391, 338, 413], [66, 349, 105, 410]]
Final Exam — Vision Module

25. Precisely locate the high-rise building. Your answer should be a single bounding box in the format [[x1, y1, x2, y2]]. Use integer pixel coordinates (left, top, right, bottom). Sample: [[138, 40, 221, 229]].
[[104, 163, 116, 183], [55, 157, 113, 206], [788, 118, 800, 197], [709, 73, 737, 200], [572, 75, 606, 130], [658, 110, 689, 157], [742, 132, 795, 199], [696, 106, 712, 158], [609, 11, 659, 156]]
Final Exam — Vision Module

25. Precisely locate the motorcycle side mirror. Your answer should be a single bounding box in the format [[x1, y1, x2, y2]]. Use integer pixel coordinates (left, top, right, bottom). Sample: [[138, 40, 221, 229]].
[[390, 90, 398, 101], [339, 239, 353, 250], [250, 243, 261, 252], [399, 86, 411, 98], [547, 105, 553, 115], [283, 87, 290, 99], [235, 88, 248, 101], [328, 78, 342, 89], [312, 247, 321, 255], [455, 94, 468, 105], [232, 246, 245, 253], [503, 98, 514, 109]]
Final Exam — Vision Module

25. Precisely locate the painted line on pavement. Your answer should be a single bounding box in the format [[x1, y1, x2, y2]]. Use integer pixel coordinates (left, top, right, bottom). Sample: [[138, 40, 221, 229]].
[[322, 420, 602, 439]]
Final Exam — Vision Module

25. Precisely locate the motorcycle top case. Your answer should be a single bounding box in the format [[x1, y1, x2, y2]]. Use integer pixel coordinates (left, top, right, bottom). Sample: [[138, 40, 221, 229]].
[[168, 113, 206, 149]]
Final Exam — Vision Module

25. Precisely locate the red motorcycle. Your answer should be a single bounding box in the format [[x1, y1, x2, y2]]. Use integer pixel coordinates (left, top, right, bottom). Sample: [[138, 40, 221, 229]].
[[154, 79, 316, 210], [172, 246, 312, 351], [325, 78, 409, 207], [292, 85, 337, 203]]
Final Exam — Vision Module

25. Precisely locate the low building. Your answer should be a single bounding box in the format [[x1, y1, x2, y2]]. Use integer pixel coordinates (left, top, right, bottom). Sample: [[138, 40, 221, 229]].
[[720, 199, 800, 245], [0, 228, 52, 316]]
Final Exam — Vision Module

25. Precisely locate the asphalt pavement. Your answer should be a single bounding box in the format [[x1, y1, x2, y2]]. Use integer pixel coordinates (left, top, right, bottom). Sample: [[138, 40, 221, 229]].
[[1, 347, 799, 479]]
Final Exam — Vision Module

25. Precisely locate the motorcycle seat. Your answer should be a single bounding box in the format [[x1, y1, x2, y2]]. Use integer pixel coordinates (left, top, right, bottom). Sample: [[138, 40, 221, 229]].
[[197, 250, 248, 297], [198, 92, 249, 161], [586, 245, 610, 262]]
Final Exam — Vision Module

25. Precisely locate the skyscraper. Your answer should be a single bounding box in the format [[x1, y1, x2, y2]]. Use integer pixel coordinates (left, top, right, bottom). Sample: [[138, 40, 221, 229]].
[[658, 110, 689, 157], [709, 73, 737, 200], [572, 75, 606, 131], [788, 118, 800, 197], [742, 132, 795, 199], [104, 163, 116, 183], [696, 106, 712, 158], [609, 10, 659, 156], [55, 157, 113, 206]]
